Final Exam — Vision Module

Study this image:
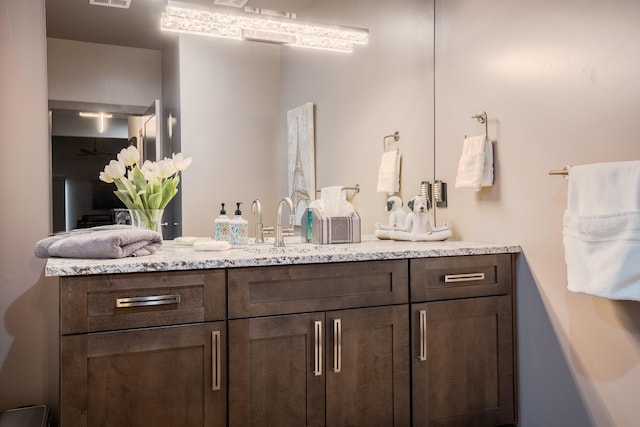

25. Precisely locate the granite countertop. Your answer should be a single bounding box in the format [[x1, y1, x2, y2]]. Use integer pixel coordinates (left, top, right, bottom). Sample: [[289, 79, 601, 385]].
[[45, 236, 520, 277]]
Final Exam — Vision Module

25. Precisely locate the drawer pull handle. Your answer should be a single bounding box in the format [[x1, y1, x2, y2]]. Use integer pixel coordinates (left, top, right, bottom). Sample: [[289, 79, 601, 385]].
[[418, 310, 427, 361], [333, 319, 342, 374], [313, 320, 323, 377], [444, 272, 485, 283], [212, 331, 221, 391], [115, 294, 181, 308]]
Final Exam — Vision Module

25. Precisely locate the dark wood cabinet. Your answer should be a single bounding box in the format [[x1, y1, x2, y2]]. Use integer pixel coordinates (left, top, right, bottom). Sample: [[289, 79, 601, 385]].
[[410, 254, 517, 427], [228, 306, 410, 427], [227, 261, 411, 427], [59, 270, 227, 427], [58, 254, 517, 427], [61, 322, 226, 427], [228, 313, 325, 427], [325, 305, 410, 427]]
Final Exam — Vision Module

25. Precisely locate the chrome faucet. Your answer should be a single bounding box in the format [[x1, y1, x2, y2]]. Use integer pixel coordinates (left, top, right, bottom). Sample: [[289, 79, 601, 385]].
[[251, 199, 265, 243], [275, 197, 295, 247]]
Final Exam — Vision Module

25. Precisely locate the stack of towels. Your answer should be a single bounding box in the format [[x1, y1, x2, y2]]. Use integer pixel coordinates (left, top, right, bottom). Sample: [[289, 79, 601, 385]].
[[454, 135, 494, 191], [563, 161, 640, 301], [34, 225, 163, 259]]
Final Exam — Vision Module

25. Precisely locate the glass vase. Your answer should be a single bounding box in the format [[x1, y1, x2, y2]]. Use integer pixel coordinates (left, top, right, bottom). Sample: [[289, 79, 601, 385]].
[[129, 209, 164, 234]]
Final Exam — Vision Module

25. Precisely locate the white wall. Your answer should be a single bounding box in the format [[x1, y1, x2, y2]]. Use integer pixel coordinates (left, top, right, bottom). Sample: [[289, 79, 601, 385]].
[[179, 35, 282, 234], [280, 0, 435, 233], [0, 0, 58, 416], [47, 38, 162, 107], [5, 1, 640, 424], [180, 0, 434, 236], [434, 0, 640, 425]]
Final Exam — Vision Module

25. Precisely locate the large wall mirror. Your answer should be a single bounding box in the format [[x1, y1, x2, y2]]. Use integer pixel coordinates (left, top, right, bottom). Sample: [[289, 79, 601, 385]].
[[46, 0, 435, 238]]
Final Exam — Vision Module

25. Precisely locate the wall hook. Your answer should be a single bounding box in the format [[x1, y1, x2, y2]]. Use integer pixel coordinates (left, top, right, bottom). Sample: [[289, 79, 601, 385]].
[[471, 111, 488, 138], [383, 131, 400, 151]]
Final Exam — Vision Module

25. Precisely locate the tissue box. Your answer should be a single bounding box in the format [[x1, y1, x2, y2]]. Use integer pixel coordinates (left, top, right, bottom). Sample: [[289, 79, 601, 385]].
[[302, 208, 361, 244]]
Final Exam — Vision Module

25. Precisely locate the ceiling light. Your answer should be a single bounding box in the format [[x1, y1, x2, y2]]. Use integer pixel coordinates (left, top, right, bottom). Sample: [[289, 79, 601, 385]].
[[213, 0, 248, 7], [160, 3, 369, 53], [89, 0, 131, 9], [79, 112, 113, 133]]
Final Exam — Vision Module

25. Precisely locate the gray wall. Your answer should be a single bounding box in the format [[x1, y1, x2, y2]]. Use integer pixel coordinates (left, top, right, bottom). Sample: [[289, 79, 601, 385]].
[[47, 38, 162, 106]]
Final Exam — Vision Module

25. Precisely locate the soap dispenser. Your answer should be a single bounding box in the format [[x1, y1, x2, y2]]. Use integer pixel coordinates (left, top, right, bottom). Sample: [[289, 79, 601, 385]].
[[214, 203, 230, 241], [229, 202, 249, 247]]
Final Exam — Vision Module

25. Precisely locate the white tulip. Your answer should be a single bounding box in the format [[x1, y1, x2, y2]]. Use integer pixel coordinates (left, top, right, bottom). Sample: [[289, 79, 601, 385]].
[[172, 152, 192, 171], [117, 145, 140, 167], [141, 160, 161, 182], [98, 171, 113, 183], [99, 159, 126, 183], [158, 158, 178, 179]]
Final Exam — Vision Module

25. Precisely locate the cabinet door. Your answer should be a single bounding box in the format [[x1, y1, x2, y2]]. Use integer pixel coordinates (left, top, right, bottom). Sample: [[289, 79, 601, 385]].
[[326, 305, 410, 427], [60, 322, 226, 427], [228, 313, 325, 427], [412, 296, 515, 427]]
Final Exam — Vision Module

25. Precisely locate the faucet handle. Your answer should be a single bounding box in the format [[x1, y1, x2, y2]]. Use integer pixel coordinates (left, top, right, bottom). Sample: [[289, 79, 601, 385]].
[[263, 226, 275, 236]]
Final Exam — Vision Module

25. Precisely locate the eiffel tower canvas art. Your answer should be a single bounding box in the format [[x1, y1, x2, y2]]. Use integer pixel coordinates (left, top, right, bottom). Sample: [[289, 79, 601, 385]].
[[287, 102, 316, 225]]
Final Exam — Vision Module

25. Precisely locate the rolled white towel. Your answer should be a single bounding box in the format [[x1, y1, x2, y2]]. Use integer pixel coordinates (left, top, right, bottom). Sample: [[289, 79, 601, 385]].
[[455, 136, 493, 191], [377, 149, 400, 195]]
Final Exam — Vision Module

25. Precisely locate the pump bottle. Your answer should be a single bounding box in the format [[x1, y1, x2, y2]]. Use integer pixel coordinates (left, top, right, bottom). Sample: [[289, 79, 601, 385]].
[[214, 203, 230, 241], [229, 202, 249, 247]]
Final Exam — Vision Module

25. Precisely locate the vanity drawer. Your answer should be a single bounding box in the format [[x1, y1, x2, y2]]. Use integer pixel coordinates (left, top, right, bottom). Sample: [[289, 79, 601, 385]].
[[60, 270, 226, 334], [228, 260, 408, 319], [410, 254, 512, 302]]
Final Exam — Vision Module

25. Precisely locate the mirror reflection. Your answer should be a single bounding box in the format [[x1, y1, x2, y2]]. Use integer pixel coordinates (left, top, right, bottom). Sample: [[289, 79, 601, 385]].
[[46, 0, 435, 239]]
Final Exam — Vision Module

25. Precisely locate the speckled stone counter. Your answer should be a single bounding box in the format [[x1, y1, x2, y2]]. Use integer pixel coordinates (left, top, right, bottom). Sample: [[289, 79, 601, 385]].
[[45, 236, 520, 277]]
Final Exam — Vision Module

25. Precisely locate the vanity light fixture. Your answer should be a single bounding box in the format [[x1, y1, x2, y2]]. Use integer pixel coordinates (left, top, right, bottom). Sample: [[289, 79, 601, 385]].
[[79, 112, 113, 133], [160, 3, 369, 53], [89, 0, 131, 9]]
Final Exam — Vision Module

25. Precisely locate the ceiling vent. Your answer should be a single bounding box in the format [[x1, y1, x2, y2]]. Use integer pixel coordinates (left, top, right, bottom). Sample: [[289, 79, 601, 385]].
[[213, 0, 249, 8], [89, 0, 131, 9]]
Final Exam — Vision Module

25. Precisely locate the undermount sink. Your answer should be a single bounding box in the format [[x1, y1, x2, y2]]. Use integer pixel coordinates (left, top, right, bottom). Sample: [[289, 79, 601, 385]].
[[244, 237, 323, 254]]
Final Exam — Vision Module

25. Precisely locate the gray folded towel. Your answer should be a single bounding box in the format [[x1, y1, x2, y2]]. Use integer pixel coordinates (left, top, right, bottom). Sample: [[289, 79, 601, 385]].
[[34, 225, 163, 259]]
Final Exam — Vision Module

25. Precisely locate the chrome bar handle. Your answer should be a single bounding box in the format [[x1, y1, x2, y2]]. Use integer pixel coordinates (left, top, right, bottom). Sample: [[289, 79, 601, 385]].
[[116, 294, 181, 308], [212, 331, 221, 391], [444, 272, 485, 283], [332, 319, 342, 373], [418, 310, 427, 361], [313, 320, 323, 376]]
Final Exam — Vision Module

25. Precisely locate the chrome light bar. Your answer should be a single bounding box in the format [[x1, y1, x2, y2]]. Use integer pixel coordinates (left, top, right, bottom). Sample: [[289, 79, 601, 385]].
[[160, 4, 369, 53]]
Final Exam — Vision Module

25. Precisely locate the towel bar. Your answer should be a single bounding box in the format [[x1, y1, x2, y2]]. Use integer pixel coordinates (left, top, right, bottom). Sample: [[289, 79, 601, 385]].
[[548, 166, 571, 176], [316, 184, 360, 194]]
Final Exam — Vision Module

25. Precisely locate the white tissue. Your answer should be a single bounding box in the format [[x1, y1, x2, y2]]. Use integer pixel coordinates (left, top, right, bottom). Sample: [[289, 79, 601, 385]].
[[309, 186, 355, 217]]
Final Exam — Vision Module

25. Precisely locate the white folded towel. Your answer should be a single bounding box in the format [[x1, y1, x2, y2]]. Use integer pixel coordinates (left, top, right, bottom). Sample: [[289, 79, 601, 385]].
[[377, 149, 400, 195], [454, 135, 493, 191], [563, 161, 640, 301]]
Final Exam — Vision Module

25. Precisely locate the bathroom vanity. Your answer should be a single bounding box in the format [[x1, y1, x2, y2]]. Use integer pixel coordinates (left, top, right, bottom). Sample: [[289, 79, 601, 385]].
[[47, 238, 520, 427]]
